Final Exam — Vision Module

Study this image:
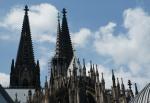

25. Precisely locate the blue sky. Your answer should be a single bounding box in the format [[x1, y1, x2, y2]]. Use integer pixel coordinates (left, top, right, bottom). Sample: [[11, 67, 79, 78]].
[[0, 0, 150, 89]]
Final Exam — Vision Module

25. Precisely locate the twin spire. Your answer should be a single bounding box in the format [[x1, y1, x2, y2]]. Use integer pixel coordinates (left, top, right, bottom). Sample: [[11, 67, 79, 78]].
[[16, 6, 73, 68], [55, 8, 74, 68], [16, 5, 35, 66]]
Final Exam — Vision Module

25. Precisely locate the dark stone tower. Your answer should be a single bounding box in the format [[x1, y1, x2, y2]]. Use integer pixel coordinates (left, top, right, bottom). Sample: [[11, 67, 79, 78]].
[[10, 5, 40, 88], [51, 9, 73, 79]]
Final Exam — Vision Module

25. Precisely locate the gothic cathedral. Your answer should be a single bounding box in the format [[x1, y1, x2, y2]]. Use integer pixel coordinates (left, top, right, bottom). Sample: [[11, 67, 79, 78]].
[[9, 5, 143, 103]]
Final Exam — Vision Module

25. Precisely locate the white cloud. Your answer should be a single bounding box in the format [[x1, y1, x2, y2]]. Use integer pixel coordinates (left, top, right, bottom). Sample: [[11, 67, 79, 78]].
[[0, 73, 10, 87], [37, 46, 55, 71], [85, 62, 147, 90], [0, 3, 58, 43], [0, 35, 11, 40], [72, 28, 92, 47], [93, 7, 150, 88]]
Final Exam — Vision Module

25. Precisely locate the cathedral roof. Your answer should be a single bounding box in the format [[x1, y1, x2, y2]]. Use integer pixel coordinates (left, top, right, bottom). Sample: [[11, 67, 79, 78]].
[[5, 88, 35, 103], [0, 85, 14, 103], [129, 83, 150, 103]]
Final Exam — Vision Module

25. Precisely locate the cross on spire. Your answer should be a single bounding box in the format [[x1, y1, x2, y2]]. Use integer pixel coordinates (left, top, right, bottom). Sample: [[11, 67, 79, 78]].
[[62, 8, 67, 16], [24, 5, 29, 13]]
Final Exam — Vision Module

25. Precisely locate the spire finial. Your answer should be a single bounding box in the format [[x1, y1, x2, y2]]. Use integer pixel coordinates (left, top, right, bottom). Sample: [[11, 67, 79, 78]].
[[90, 60, 92, 68], [45, 76, 47, 81], [11, 59, 14, 69], [45, 76, 48, 88], [101, 72, 105, 84], [128, 80, 132, 90], [102, 72, 104, 79], [128, 80, 134, 97], [96, 64, 99, 76], [121, 78, 123, 84], [62, 8, 67, 16], [83, 59, 85, 66], [24, 5, 29, 13], [117, 78, 119, 84], [57, 12, 60, 22], [121, 78, 125, 95], [135, 83, 139, 95], [117, 77, 120, 88], [112, 69, 115, 80], [112, 69, 116, 87]]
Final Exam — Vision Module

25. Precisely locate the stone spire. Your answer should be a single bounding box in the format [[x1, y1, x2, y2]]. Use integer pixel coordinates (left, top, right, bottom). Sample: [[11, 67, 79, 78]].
[[135, 83, 139, 95], [10, 59, 15, 86], [96, 65, 99, 83], [10, 59, 14, 72], [121, 78, 125, 95], [45, 76, 48, 89], [83, 59, 86, 77], [128, 80, 134, 97], [90, 61, 93, 77], [101, 72, 105, 90], [117, 78, 121, 97], [55, 12, 62, 58], [60, 8, 73, 68], [16, 5, 35, 66], [101, 72, 105, 84], [112, 70, 116, 87], [36, 60, 40, 88], [10, 5, 40, 89]]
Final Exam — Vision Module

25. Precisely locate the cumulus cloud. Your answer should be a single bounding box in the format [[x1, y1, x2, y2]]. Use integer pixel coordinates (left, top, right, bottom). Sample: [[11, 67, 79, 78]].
[[0, 73, 10, 87], [72, 28, 92, 47], [0, 35, 11, 40], [37, 46, 54, 71], [0, 3, 58, 43], [93, 7, 150, 89]]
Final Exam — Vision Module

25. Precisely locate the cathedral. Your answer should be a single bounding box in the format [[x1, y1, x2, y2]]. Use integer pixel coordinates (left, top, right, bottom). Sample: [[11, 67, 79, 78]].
[[4, 5, 149, 103]]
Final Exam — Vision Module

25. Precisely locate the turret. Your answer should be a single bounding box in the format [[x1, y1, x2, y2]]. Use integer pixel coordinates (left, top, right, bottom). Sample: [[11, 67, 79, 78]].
[[117, 78, 121, 97], [112, 70, 116, 87], [36, 60, 41, 88], [96, 65, 99, 83], [90, 61, 93, 77], [83, 59, 86, 77], [128, 80, 134, 98], [45, 76, 48, 89], [101, 72, 105, 91], [11, 59, 14, 72], [121, 78, 125, 96]]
